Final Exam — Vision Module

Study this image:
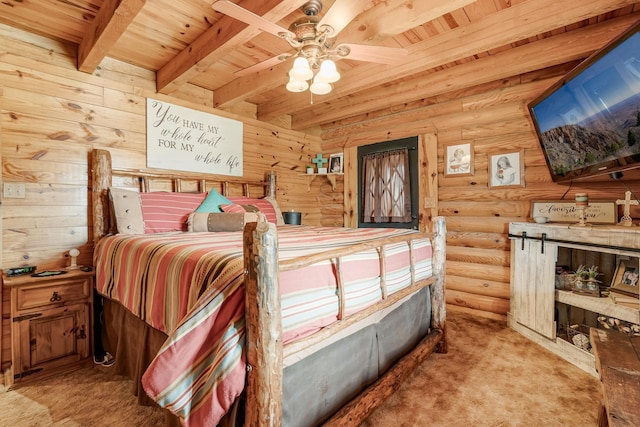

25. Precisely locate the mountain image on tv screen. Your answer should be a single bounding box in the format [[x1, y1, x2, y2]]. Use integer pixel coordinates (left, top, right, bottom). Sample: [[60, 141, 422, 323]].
[[530, 30, 640, 181]]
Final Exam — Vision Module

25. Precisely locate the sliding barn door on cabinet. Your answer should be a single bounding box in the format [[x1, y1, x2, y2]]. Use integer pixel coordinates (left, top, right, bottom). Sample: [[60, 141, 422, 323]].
[[511, 235, 557, 339]]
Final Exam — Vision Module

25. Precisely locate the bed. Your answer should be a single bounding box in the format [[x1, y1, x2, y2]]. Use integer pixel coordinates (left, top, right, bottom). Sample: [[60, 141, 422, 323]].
[[90, 148, 447, 427]]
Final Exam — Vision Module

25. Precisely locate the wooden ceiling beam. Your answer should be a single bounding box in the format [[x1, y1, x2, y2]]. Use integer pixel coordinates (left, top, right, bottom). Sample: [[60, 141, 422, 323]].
[[77, 0, 146, 73], [212, 0, 467, 108], [156, 0, 307, 95], [337, 0, 476, 44], [256, 0, 637, 125]]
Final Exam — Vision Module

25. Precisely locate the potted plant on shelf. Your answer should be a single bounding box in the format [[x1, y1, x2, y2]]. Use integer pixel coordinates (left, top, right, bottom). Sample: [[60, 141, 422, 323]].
[[573, 265, 602, 296], [306, 165, 314, 174]]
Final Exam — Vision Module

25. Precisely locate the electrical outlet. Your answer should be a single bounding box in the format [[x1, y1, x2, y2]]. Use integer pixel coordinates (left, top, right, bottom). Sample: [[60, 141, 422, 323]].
[[4, 182, 26, 199]]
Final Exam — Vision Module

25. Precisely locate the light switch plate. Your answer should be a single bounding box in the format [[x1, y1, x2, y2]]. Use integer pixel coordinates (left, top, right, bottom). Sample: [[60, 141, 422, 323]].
[[4, 182, 26, 199]]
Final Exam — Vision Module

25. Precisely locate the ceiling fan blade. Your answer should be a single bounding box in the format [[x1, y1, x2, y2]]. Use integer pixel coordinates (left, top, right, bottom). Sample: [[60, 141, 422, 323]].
[[211, 0, 294, 38], [336, 44, 408, 64], [234, 53, 292, 77], [318, 0, 373, 36]]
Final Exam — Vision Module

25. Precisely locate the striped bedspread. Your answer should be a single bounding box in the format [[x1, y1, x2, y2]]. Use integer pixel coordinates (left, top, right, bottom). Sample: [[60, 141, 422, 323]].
[[94, 225, 433, 426]]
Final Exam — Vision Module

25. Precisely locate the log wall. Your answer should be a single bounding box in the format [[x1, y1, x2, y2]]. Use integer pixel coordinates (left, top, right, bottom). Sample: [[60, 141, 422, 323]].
[[323, 14, 640, 322], [3, 14, 640, 368], [0, 24, 336, 370]]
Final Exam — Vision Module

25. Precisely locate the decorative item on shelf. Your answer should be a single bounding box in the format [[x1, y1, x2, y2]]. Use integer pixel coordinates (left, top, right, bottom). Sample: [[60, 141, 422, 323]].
[[306, 165, 314, 174], [311, 153, 328, 174], [597, 316, 640, 336], [609, 259, 639, 304], [566, 324, 592, 352], [615, 190, 639, 226], [530, 200, 616, 224], [533, 216, 549, 224], [329, 152, 343, 174], [574, 193, 589, 226], [555, 266, 575, 290], [67, 248, 80, 270], [572, 264, 602, 297]]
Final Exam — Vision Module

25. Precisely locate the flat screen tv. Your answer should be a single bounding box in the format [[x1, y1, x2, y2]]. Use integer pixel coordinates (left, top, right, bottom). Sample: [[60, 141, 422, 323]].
[[528, 19, 640, 183]]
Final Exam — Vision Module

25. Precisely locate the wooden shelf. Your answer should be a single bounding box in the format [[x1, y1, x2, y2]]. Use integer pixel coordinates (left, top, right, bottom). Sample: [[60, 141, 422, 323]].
[[556, 290, 640, 324], [303, 173, 343, 191]]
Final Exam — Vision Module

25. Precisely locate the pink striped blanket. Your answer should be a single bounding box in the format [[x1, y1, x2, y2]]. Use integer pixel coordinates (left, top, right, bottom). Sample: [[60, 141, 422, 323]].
[[94, 225, 433, 426]]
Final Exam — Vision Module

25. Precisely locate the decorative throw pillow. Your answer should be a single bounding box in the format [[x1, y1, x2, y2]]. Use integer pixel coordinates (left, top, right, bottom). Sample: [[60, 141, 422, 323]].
[[220, 203, 262, 216], [139, 192, 207, 233], [195, 189, 232, 213], [187, 212, 258, 232], [226, 196, 284, 225], [109, 188, 145, 234]]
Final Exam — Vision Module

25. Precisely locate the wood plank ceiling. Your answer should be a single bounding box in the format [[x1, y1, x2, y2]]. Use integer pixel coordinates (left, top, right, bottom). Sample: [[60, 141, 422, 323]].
[[1, 0, 639, 132]]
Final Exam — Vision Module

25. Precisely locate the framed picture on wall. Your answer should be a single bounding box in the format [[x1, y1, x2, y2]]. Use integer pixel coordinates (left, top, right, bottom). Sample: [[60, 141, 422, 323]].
[[610, 260, 640, 297], [488, 150, 525, 188], [329, 153, 343, 173], [444, 142, 474, 177]]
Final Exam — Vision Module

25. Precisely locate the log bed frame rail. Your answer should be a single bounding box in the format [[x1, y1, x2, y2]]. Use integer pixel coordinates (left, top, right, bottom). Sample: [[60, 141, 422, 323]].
[[244, 219, 447, 426], [90, 148, 447, 427]]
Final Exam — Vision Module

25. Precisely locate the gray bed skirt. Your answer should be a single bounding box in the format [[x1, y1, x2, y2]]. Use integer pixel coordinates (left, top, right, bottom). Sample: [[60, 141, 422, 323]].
[[282, 285, 432, 426]]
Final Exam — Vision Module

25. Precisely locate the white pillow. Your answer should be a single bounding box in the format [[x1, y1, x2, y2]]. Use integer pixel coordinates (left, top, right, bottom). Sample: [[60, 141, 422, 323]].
[[109, 188, 145, 234]]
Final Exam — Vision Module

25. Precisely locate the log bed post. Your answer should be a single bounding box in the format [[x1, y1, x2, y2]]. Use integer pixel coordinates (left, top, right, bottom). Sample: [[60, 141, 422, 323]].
[[431, 216, 447, 353], [243, 220, 283, 426], [91, 149, 112, 243]]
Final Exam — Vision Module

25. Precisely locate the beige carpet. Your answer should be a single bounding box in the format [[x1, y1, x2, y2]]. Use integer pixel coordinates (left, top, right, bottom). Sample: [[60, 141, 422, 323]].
[[0, 310, 601, 426], [364, 309, 601, 426]]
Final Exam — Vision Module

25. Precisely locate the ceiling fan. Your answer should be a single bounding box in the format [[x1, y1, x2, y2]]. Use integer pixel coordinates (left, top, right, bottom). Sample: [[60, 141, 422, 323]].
[[211, 0, 408, 95]]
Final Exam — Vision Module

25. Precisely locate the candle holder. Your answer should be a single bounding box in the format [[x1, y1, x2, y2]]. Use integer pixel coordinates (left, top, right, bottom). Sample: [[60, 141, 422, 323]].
[[575, 193, 589, 226], [575, 205, 589, 226]]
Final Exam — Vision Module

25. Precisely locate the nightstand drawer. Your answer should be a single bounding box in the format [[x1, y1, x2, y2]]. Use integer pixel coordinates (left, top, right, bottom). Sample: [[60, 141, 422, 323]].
[[14, 278, 91, 311]]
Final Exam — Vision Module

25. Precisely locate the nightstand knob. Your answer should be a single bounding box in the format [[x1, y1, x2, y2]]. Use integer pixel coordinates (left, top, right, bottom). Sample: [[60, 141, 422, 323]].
[[50, 291, 62, 302]]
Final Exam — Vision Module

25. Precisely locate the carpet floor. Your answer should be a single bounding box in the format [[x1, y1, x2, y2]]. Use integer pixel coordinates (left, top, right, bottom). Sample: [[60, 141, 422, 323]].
[[0, 309, 601, 426]]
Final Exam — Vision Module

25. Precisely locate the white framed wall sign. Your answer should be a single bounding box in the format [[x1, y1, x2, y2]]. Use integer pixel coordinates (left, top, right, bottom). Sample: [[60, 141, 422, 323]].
[[146, 98, 243, 176]]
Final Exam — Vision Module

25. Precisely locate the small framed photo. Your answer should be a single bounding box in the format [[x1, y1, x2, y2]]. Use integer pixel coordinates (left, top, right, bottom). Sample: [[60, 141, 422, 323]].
[[329, 153, 343, 174], [444, 142, 474, 177], [488, 150, 525, 188], [611, 260, 640, 297]]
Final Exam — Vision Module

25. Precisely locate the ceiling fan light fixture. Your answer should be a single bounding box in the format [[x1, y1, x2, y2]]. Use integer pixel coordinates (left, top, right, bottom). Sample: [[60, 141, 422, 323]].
[[315, 59, 340, 83], [289, 56, 314, 81], [286, 78, 309, 93], [309, 80, 332, 95]]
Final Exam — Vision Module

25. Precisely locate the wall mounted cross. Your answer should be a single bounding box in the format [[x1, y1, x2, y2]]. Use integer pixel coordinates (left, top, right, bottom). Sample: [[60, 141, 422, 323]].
[[616, 190, 639, 226], [311, 153, 327, 169]]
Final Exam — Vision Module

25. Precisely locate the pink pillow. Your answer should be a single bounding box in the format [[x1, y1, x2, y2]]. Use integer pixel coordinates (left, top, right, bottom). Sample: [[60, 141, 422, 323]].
[[225, 197, 282, 224], [139, 192, 206, 233]]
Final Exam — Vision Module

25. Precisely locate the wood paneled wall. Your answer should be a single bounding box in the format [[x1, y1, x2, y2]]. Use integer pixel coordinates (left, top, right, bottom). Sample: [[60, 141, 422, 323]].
[[0, 24, 337, 370], [325, 14, 640, 322]]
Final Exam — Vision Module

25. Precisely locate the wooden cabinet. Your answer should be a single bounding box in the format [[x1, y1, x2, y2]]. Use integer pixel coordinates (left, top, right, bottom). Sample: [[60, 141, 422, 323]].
[[4, 269, 93, 387], [509, 223, 640, 376]]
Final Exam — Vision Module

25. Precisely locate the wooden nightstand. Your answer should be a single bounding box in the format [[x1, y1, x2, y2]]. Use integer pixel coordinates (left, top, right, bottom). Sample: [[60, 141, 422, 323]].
[[4, 268, 93, 388]]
